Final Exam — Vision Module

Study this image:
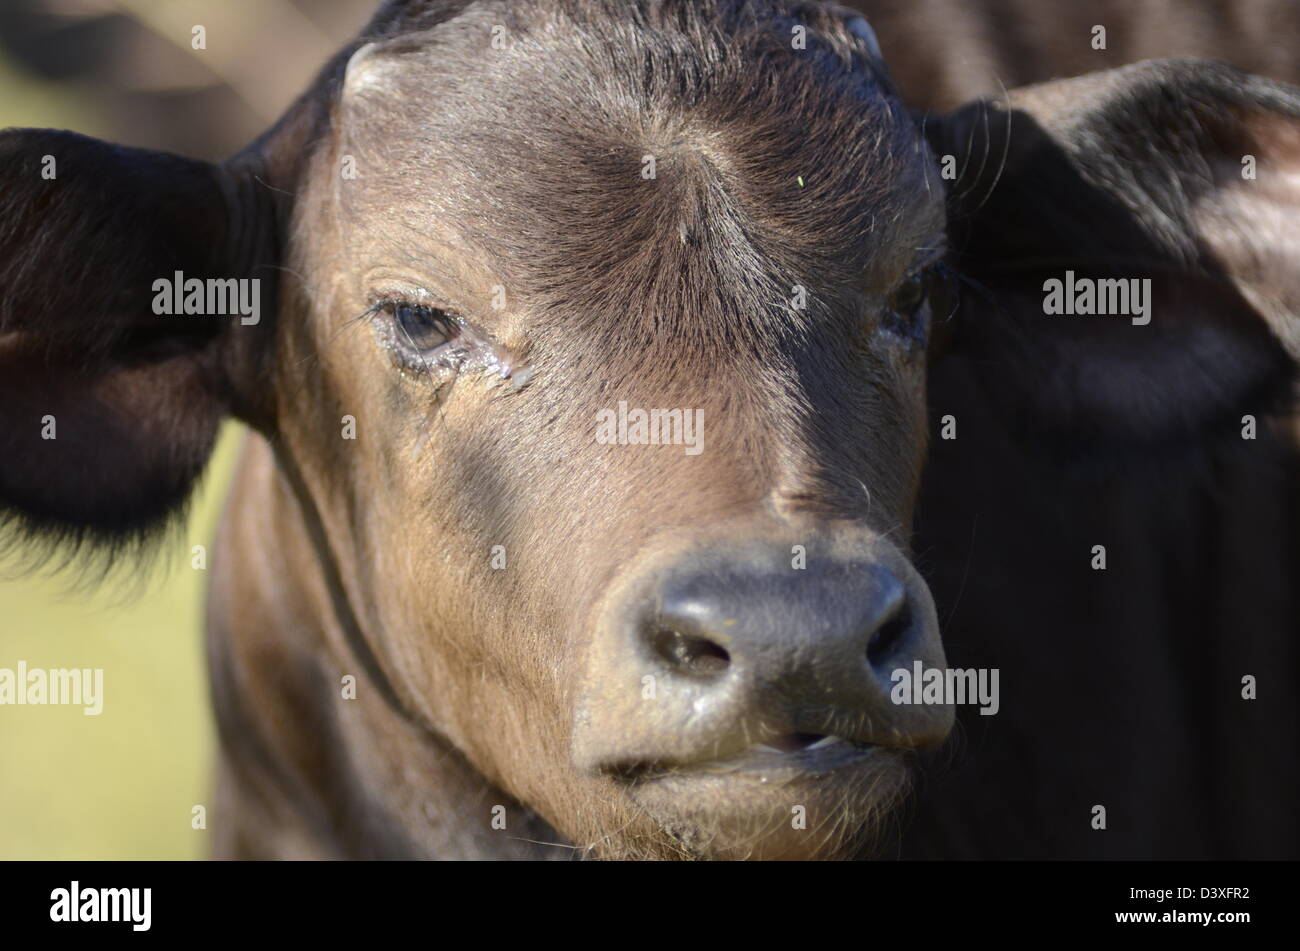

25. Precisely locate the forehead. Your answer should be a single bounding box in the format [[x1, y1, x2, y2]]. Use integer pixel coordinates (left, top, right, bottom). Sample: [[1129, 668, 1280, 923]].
[[334, 0, 942, 320]]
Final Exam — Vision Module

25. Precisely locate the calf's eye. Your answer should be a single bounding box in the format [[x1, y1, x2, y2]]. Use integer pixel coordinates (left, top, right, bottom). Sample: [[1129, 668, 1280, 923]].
[[390, 301, 458, 354], [880, 271, 931, 345], [890, 272, 928, 319]]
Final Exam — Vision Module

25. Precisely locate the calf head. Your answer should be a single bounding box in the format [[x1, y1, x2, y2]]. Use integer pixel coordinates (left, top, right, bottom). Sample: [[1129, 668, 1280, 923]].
[[1, 0, 1296, 859]]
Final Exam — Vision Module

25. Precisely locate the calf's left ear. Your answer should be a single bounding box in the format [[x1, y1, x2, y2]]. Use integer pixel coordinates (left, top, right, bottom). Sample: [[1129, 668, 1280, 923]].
[[0, 129, 272, 555], [929, 60, 1299, 448]]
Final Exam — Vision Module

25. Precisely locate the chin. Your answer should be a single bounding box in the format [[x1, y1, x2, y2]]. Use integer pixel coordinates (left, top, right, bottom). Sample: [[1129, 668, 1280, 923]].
[[602, 745, 913, 860]]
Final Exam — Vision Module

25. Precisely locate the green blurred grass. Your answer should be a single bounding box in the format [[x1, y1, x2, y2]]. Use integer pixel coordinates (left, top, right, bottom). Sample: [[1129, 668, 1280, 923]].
[[0, 426, 242, 859], [0, 52, 107, 138]]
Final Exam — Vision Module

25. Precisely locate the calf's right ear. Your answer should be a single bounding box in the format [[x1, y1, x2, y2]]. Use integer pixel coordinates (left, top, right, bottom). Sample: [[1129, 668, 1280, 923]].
[[0, 129, 273, 556], [927, 61, 1300, 451]]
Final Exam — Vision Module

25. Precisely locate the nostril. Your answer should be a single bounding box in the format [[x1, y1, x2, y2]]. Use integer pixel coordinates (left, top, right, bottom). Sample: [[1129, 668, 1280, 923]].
[[652, 628, 731, 677], [866, 601, 911, 668]]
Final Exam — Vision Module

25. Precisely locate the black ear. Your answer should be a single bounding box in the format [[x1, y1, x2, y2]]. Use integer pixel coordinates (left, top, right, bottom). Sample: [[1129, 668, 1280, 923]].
[[928, 60, 1299, 452], [0, 129, 270, 559]]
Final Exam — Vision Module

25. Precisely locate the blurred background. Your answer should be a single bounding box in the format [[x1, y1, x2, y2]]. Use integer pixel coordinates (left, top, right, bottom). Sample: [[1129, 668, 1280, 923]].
[[0, 0, 374, 860]]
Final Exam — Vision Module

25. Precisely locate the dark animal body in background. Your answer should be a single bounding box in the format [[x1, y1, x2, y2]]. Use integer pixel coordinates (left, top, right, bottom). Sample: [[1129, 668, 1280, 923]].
[[0, 0, 1296, 858], [845, 0, 1300, 858]]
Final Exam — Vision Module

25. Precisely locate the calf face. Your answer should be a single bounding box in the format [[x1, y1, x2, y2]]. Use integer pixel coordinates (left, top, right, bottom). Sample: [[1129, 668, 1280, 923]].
[[1, 0, 1297, 859], [272, 0, 951, 859]]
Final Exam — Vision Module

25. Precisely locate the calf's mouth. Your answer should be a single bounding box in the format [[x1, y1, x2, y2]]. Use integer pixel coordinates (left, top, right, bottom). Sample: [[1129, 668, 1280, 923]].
[[607, 733, 882, 781]]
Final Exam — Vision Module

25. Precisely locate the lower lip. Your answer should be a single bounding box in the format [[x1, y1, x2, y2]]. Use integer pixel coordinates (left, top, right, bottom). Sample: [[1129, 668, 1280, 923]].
[[636, 740, 881, 782]]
